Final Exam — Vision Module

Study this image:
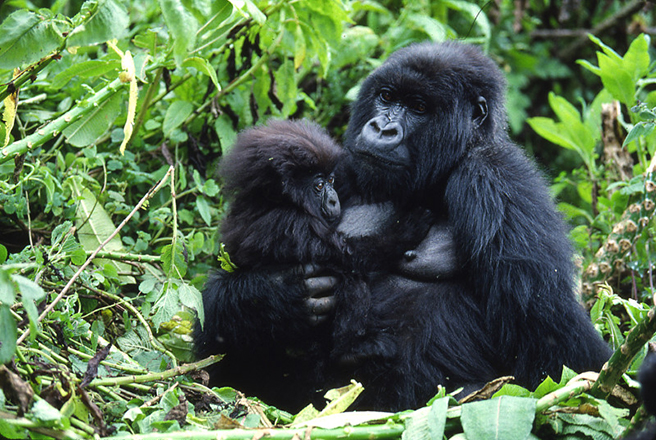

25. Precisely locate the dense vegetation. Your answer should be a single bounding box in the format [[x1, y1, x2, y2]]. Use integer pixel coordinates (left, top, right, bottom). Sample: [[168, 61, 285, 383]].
[[0, 0, 655, 439]]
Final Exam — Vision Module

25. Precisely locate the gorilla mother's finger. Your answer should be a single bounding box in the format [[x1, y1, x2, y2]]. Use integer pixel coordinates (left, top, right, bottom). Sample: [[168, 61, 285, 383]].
[[304, 274, 339, 297], [305, 295, 336, 326], [306, 295, 336, 315]]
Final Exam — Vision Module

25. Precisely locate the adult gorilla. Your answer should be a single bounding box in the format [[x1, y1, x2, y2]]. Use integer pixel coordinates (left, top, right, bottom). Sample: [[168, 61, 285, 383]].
[[195, 41, 611, 411]]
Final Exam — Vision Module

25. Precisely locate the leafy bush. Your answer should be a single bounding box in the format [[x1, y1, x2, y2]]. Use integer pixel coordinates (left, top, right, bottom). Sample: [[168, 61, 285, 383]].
[[0, 0, 655, 439]]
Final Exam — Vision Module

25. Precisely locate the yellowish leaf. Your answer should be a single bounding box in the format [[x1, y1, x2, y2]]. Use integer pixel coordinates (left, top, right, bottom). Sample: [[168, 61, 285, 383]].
[[2, 69, 20, 148]]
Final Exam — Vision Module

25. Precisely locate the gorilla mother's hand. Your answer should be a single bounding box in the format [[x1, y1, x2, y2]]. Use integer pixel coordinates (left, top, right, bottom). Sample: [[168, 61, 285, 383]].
[[398, 222, 461, 280], [299, 263, 338, 326]]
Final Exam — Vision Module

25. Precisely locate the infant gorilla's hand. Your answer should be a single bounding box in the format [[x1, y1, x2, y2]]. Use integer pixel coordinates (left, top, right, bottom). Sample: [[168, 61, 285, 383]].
[[398, 222, 461, 280], [298, 264, 338, 326]]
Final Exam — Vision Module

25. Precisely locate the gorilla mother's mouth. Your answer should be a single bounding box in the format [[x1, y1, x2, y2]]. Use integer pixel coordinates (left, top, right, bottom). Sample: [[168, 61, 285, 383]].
[[352, 149, 407, 168]]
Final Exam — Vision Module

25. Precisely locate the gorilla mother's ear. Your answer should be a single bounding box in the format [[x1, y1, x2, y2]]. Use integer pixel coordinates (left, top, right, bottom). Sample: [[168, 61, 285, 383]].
[[473, 96, 488, 127]]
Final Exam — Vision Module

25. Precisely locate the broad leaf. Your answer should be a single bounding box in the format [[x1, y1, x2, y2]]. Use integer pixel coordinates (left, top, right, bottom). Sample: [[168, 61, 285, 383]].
[[182, 57, 221, 91], [163, 101, 194, 137], [0, 304, 17, 364], [67, 0, 129, 47], [63, 91, 123, 147], [159, 0, 198, 66], [71, 179, 134, 282], [461, 396, 537, 440], [402, 397, 449, 440], [0, 9, 67, 69], [50, 60, 122, 90], [598, 54, 635, 106]]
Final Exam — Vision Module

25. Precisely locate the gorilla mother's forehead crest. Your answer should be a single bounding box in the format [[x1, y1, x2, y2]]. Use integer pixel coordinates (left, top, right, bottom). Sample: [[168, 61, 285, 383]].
[[378, 41, 506, 103]]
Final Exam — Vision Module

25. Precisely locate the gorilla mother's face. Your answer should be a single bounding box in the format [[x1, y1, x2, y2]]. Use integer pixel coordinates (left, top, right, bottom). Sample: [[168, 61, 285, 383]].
[[343, 41, 503, 205]]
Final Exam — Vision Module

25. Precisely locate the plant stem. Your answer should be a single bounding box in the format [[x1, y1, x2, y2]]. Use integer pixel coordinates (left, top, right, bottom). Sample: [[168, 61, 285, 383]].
[[89, 354, 222, 387], [0, 77, 126, 165], [591, 306, 656, 398]]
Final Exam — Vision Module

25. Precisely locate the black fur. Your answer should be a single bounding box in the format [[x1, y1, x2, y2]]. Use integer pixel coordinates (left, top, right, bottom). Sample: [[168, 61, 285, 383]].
[[623, 353, 656, 439], [335, 41, 610, 409], [195, 42, 611, 412], [194, 119, 429, 409]]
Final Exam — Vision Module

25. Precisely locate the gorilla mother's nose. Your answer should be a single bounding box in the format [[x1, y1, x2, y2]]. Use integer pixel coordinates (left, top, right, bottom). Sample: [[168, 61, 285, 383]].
[[362, 115, 404, 150]]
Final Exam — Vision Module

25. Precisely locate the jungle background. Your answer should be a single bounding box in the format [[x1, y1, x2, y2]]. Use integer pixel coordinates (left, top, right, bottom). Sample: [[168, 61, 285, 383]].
[[1, 0, 656, 439]]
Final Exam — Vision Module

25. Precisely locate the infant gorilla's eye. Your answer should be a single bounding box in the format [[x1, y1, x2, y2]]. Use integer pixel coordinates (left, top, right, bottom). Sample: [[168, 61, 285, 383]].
[[327, 175, 335, 185], [315, 180, 325, 191]]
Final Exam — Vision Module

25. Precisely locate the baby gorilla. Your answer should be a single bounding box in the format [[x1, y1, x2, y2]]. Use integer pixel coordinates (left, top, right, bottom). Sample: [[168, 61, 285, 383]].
[[196, 119, 431, 408], [218, 119, 345, 268]]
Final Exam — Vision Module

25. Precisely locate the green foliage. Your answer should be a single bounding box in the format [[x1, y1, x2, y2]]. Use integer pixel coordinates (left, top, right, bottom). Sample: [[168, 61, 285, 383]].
[[0, 0, 654, 438]]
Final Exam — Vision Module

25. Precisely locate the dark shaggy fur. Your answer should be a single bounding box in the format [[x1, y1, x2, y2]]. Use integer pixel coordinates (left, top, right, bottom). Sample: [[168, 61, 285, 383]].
[[623, 353, 656, 439], [333, 41, 611, 409], [195, 41, 611, 412], [194, 119, 429, 409], [194, 120, 344, 408], [218, 119, 345, 268]]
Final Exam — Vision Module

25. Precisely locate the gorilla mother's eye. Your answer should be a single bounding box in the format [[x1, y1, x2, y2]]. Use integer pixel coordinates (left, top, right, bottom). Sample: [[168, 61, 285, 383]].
[[380, 89, 393, 103], [315, 180, 325, 192], [327, 175, 335, 185], [411, 100, 427, 114]]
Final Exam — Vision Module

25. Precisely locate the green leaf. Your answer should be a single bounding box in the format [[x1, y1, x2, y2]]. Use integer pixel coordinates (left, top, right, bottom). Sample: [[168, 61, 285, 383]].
[[214, 114, 237, 152], [67, 0, 129, 47], [0, 244, 7, 264], [492, 384, 532, 398], [0, 417, 27, 439], [63, 91, 123, 147], [182, 57, 221, 91], [177, 282, 204, 327], [527, 117, 580, 151], [31, 399, 65, 427], [624, 121, 655, 148], [406, 14, 447, 42], [163, 101, 194, 137], [228, 0, 266, 25], [598, 54, 635, 106], [196, 195, 212, 227], [402, 397, 448, 440], [12, 275, 46, 342], [293, 24, 307, 70], [218, 243, 238, 272], [50, 60, 122, 90], [588, 34, 623, 63], [443, 0, 491, 42], [461, 396, 537, 440], [152, 281, 181, 327], [161, 241, 187, 278], [70, 179, 134, 282], [0, 9, 67, 69], [0, 304, 17, 364], [623, 34, 650, 81], [159, 0, 199, 66], [0, 268, 16, 304], [274, 59, 297, 117]]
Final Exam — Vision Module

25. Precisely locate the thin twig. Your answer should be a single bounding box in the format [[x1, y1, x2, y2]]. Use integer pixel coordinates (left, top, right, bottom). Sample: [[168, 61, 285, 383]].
[[559, 0, 649, 60]]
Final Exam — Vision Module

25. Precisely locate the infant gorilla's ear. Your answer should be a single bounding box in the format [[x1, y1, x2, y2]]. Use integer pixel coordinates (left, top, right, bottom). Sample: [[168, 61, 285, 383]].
[[398, 222, 460, 280]]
